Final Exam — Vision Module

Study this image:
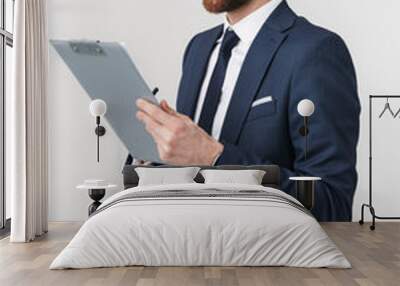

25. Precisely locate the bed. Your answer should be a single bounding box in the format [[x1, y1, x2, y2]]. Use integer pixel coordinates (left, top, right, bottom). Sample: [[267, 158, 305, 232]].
[[50, 165, 350, 269]]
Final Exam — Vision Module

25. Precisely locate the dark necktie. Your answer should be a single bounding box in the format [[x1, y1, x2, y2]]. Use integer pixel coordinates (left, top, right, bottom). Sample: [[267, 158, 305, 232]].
[[198, 29, 240, 135]]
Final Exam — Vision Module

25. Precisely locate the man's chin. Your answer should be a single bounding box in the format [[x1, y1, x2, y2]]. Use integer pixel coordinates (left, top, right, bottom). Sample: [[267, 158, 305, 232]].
[[203, 0, 251, 14], [203, 0, 226, 13]]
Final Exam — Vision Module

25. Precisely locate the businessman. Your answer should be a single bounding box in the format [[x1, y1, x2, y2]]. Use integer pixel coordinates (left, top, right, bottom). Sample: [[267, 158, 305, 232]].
[[136, 0, 360, 221]]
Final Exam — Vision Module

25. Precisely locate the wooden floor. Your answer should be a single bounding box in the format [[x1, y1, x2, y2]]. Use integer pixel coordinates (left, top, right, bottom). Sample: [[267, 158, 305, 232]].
[[0, 222, 399, 286]]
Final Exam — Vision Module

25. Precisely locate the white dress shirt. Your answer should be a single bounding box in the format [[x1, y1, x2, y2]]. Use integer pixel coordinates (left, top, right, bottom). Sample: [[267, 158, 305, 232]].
[[194, 0, 282, 140]]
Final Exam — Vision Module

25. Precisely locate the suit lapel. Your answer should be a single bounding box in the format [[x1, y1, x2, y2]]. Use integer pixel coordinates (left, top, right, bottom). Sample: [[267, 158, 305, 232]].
[[219, 1, 297, 144], [219, 29, 287, 144], [180, 26, 223, 119]]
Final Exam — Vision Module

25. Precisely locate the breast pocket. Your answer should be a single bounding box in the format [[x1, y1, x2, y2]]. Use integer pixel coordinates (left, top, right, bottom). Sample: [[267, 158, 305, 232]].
[[247, 97, 277, 122]]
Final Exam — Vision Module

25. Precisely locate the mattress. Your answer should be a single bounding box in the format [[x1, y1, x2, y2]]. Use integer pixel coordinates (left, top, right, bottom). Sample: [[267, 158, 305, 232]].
[[50, 183, 350, 269]]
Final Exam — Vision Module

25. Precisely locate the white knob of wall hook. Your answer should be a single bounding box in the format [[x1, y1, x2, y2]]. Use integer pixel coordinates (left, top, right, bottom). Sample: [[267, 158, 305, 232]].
[[89, 99, 107, 117], [297, 99, 315, 117]]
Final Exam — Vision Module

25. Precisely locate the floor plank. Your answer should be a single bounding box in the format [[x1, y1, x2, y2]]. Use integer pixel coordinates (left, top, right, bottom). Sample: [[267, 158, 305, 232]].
[[0, 222, 399, 286]]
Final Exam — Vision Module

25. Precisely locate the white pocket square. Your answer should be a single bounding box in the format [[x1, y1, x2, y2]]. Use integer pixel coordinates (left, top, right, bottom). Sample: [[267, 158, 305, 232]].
[[251, 96, 273, 108]]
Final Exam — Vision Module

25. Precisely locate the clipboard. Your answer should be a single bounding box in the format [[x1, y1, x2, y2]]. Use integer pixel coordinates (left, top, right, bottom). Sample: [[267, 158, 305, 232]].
[[50, 40, 161, 163]]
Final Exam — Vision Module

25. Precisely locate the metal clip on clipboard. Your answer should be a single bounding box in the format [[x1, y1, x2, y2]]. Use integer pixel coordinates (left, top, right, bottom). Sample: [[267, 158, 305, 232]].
[[69, 41, 106, 56]]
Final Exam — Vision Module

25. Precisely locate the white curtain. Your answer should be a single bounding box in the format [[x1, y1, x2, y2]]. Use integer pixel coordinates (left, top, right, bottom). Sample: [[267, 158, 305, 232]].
[[9, 0, 49, 242]]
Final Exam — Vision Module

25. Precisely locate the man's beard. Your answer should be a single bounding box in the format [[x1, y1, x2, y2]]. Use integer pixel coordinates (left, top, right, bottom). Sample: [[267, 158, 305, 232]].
[[203, 0, 252, 13]]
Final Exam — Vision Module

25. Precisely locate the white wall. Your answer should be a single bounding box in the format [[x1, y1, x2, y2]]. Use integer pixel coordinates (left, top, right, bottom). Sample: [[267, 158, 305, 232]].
[[48, 0, 400, 221]]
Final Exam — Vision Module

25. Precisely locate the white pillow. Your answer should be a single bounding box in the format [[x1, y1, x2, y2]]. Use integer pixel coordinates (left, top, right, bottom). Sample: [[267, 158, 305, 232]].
[[136, 167, 200, 186], [200, 169, 266, 185]]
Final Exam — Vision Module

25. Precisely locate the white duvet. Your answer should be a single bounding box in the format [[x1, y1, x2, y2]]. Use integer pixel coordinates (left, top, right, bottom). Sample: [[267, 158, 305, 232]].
[[50, 183, 350, 269]]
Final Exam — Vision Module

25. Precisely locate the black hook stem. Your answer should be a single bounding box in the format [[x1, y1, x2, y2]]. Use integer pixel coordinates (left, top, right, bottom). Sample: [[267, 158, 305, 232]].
[[304, 116, 309, 161], [97, 116, 100, 162]]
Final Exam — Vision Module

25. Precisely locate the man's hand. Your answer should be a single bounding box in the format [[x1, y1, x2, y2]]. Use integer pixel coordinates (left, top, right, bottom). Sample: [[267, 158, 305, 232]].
[[136, 99, 224, 166]]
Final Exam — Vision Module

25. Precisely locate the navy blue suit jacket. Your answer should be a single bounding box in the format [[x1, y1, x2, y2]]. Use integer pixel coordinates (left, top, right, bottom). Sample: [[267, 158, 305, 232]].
[[176, 1, 360, 221]]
